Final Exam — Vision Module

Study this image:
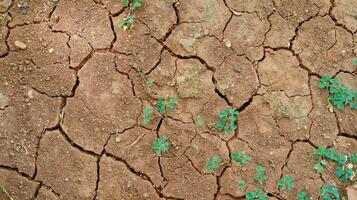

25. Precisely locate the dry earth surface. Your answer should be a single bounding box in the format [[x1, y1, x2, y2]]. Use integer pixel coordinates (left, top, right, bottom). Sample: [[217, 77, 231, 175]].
[[0, 0, 356, 200]]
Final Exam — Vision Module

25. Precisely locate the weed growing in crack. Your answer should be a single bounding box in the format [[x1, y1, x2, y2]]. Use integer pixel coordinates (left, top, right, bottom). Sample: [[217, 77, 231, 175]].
[[156, 96, 178, 115], [204, 155, 222, 173], [278, 175, 295, 191], [146, 77, 155, 87], [245, 188, 268, 200], [196, 117, 205, 126], [119, 0, 142, 31], [313, 146, 356, 183], [318, 184, 340, 200], [143, 107, 154, 125], [152, 135, 170, 156], [254, 166, 268, 185], [319, 76, 357, 109], [231, 151, 252, 166], [215, 109, 239, 134], [297, 191, 313, 200]]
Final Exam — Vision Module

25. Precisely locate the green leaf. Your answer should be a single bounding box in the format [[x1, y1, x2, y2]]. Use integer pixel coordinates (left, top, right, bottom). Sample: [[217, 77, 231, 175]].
[[196, 118, 205, 126], [152, 135, 170, 156], [121, 0, 130, 7], [205, 155, 222, 172], [350, 153, 357, 164], [146, 78, 155, 86], [143, 107, 154, 125], [215, 109, 239, 134], [335, 165, 354, 183], [319, 184, 340, 200], [297, 191, 313, 200], [168, 97, 178, 113], [231, 151, 252, 166], [254, 166, 268, 185], [238, 180, 246, 191], [156, 96, 167, 114], [131, 0, 142, 10], [278, 176, 295, 191], [246, 188, 268, 200], [314, 159, 327, 174], [354, 57, 357, 65]]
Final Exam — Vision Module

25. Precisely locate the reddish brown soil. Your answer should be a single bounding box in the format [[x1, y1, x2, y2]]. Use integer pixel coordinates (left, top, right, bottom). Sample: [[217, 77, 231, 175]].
[[0, 0, 356, 200]]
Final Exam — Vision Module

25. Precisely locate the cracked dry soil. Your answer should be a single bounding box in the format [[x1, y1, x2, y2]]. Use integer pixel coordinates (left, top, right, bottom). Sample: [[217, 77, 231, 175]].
[[0, 0, 356, 200]]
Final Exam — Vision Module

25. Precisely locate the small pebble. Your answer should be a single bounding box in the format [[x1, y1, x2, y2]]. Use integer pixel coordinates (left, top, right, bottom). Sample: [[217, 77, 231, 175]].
[[115, 136, 121, 143], [48, 48, 54, 53], [14, 41, 27, 50]]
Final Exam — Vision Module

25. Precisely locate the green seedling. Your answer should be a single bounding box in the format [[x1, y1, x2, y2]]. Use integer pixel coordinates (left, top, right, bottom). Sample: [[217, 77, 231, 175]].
[[119, 15, 136, 31], [156, 96, 178, 114], [196, 118, 205, 126], [254, 166, 268, 185], [143, 107, 154, 125], [246, 188, 268, 200], [297, 191, 313, 200], [205, 155, 222, 172], [350, 153, 357, 164], [314, 159, 328, 174], [319, 76, 357, 109], [239, 180, 246, 191], [215, 109, 239, 134], [335, 164, 354, 183], [152, 135, 170, 156], [354, 57, 357, 65], [119, 0, 143, 31], [319, 184, 340, 200], [231, 151, 252, 166], [278, 175, 295, 191], [146, 78, 155, 87]]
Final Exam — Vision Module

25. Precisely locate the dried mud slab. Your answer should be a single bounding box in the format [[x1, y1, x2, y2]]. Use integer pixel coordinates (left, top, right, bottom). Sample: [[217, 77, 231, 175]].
[[281, 142, 324, 199], [51, 0, 114, 49], [216, 194, 236, 200], [177, 0, 230, 39], [308, 76, 339, 146], [0, 168, 39, 200], [148, 50, 177, 87], [113, 14, 162, 73], [224, 13, 269, 58], [7, 23, 76, 96], [333, 136, 357, 153], [68, 34, 92, 69], [258, 50, 309, 96], [265, 13, 296, 48], [35, 186, 60, 200], [274, 0, 330, 24], [36, 130, 97, 200], [62, 53, 141, 153], [0, 53, 61, 176], [105, 126, 163, 187], [97, 155, 161, 200], [7, 0, 56, 27], [331, 0, 357, 32], [0, 26, 8, 57], [136, 0, 176, 40], [215, 54, 259, 107], [94, 0, 125, 15], [161, 155, 217, 200], [225, 0, 275, 19], [292, 16, 355, 76], [334, 72, 357, 136]]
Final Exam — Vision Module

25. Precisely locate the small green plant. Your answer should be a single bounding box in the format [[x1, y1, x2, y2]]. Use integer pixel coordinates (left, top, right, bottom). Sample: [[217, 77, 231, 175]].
[[231, 151, 252, 166], [196, 118, 205, 126], [152, 135, 170, 156], [143, 107, 154, 125], [354, 57, 357, 65], [314, 159, 328, 174], [350, 153, 357, 164], [278, 175, 295, 191], [319, 184, 340, 200], [215, 109, 239, 134], [205, 155, 222, 172], [119, 15, 136, 31], [297, 191, 313, 200], [146, 78, 155, 87], [254, 166, 268, 185], [335, 164, 354, 183], [319, 76, 357, 109], [156, 96, 178, 115], [239, 180, 246, 191], [246, 188, 268, 200], [119, 0, 143, 31]]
